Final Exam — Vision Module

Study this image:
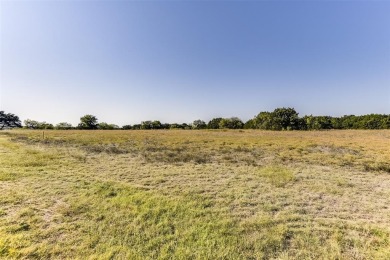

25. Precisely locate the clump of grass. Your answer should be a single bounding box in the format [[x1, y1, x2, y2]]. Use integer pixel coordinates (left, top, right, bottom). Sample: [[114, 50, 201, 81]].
[[336, 178, 355, 188], [364, 162, 390, 173], [257, 166, 295, 187]]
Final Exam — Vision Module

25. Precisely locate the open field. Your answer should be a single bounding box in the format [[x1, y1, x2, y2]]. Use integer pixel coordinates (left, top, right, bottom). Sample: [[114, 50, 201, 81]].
[[1, 129, 390, 259]]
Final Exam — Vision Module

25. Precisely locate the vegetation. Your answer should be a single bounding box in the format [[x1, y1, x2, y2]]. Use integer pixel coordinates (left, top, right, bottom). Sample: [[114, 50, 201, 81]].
[[24, 119, 54, 129], [207, 117, 223, 129], [192, 120, 207, 129], [0, 111, 21, 130], [219, 117, 244, 129], [98, 122, 120, 130], [55, 122, 73, 130], [78, 114, 99, 129], [2, 109, 390, 131]]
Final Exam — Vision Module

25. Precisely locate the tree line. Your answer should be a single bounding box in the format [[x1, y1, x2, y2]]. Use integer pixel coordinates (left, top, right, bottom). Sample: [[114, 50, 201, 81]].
[[1, 108, 390, 131]]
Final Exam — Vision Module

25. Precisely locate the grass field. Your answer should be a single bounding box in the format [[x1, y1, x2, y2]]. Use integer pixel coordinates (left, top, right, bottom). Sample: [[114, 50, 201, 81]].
[[1, 129, 390, 259]]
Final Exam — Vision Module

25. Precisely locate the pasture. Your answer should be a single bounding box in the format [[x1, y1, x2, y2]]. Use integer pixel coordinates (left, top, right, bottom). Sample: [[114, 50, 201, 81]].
[[1, 130, 390, 259]]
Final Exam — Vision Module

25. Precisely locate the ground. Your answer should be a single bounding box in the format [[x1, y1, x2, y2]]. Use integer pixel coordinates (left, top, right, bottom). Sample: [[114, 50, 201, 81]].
[[0, 130, 390, 259]]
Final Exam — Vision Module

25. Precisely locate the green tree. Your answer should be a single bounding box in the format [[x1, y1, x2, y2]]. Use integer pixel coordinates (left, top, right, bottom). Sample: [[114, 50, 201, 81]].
[[24, 119, 53, 129], [0, 111, 21, 129], [331, 117, 342, 129], [161, 123, 171, 129], [169, 123, 182, 129], [78, 115, 98, 129], [270, 107, 301, 130], [192, 120, 207, 129], [24, 119, 40, 129], [304, 116, 332, 130], [122, 125, 132, 130], [98, 122, 119, 130], [254, 112, 272, 130], [380, 116, 390, 129], [55, 122, 73, 130], [244, 119, 256, 129], [132, 124, 142, 130], [40, 122, 54, 129], [141, 120, 162, 129], [340, 115, 358, 129], [207, 118, 223, 129], [219, 117, 244, 129]]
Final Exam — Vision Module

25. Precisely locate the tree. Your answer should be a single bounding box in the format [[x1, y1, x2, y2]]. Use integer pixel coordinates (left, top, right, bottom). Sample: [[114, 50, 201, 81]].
[[78, 115, 98, 129], [24, 119, 40, 129], [331, 117, 342, 129], [23, 119, 53, 129], [152, 120, 162, 129], [207, 118, 223, 129], [244, 119, 256, 129], [98, 122, 119, 130], [40, 122, 54, 129], [140, 120, 162, 129], [270, 107, 301, 130], [169, 123, 182, 129], [304, 116, 332, 130], [55, 122, 73, 130], [141, 121, 152, 129], [254, 112, 272, 129], [219, 117, 244, 129], [0, 111, 21, 129], [192, 120, 207, 129], [180, 123, 191, 130], [132, 124, 142, 130], [380, 116, 390, 129], [161, 123, 171, 129]]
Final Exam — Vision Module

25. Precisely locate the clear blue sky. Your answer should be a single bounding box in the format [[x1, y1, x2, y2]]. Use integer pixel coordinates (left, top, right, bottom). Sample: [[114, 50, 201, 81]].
[[1, 1, 389, 126]]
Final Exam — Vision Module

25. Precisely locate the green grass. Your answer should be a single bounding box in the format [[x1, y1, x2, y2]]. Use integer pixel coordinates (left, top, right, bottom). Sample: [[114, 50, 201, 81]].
[[1, 130, 390, 259], [257, 166, 295, 187]]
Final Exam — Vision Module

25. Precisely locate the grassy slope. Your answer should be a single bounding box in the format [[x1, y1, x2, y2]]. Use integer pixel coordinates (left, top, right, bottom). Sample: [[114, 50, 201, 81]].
[[1, 130, 390, 259]]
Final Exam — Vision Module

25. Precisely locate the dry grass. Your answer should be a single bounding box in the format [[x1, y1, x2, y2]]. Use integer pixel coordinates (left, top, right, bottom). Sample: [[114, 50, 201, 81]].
[[1, 129, 390, 259]]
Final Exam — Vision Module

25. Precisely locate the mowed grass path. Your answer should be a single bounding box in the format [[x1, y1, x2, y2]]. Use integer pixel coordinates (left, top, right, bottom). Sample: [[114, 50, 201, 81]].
[[1, 130, 390, 259]]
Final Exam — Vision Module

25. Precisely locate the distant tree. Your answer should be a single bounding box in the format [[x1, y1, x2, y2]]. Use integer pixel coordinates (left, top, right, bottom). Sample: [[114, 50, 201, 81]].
[[40, 122, 54, 129], [169, 123, 181, 129], [140, 120, 162, 129], [244, 119, 256, 129], [270, 107, 301, 130], [24, 119, 40, 129], [207, 118, 223, 129], [304, 116, 332, 130], [55, 122, 73, 130], [78, 115, 98, 129], [23, 119, 53, 129], [330, 117, 342, 129], [181, 123, 191, 130], [192, 120, 207, 129], [132, 124, 142, 130], [219, 117, 244, 129], [152, 120, 162, 129], [380, 115, 390, 129], [140, 121, 152, 129], [0, 111, 21, 129], [161, 123, 171, 129], [296, 118, 308, 130], [254, 112, 272, 130], [98, 122, 119, 130], [122, 125, 132, 130]]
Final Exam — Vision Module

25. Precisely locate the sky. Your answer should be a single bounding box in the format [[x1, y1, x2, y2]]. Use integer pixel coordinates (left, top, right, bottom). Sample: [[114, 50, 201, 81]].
[[1, 1, 389, 126]]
